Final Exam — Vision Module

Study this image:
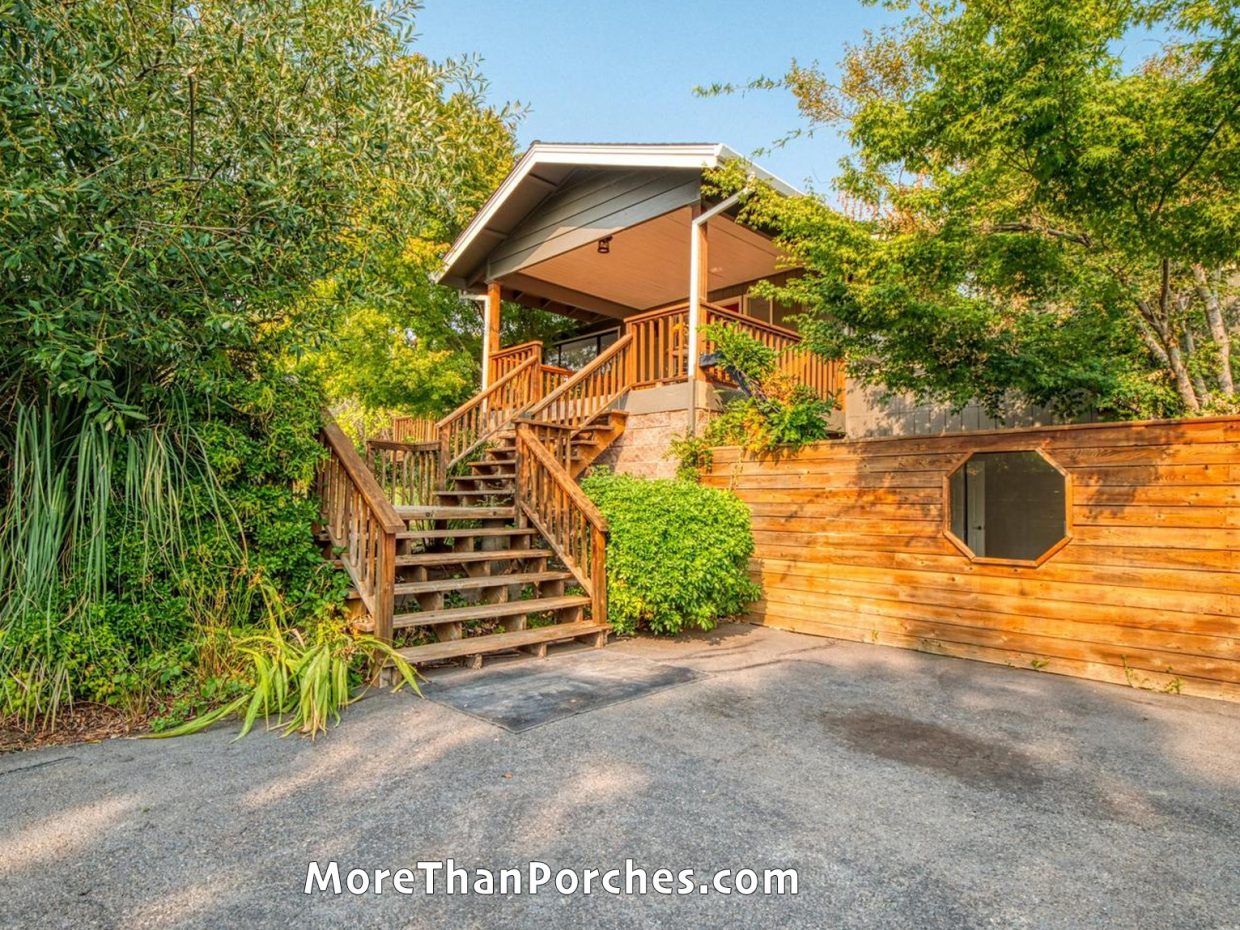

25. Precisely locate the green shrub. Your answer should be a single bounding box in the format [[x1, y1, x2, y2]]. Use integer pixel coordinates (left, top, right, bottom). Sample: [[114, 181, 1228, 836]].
[[700, 322, 834, 454], [581, 470, 760, 636], [667, 433, 715, 482], [0, 369, 345, 728]]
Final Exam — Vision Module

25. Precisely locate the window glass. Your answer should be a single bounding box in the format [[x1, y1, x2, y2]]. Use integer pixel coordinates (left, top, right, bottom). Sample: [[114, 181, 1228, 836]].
[[948, 451, 1067, 562], [549, 328, 620, 371]]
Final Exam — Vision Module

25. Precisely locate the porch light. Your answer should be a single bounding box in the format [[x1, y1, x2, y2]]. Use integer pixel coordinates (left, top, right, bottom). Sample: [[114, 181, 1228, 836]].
[[597, 236, 613, 254]]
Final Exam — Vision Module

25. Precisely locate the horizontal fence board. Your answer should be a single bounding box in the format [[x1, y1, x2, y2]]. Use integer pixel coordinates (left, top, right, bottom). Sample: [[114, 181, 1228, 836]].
[[751, 566, 1238, 632], [705, 416, 1240, 702], [745, 603, 1240, 703], [751, 548, 1240, 597]]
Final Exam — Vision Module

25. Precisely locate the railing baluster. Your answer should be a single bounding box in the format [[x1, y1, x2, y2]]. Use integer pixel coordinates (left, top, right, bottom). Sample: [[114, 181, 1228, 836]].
[[624, 301, 844, 402], [437, 355, 541, 480], [318, 415, 403, 654]]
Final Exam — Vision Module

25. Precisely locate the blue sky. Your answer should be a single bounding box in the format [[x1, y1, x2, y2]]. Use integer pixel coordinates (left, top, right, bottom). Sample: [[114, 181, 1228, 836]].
[[412, 0, 904, 195], [413, 2, 1175, 195]]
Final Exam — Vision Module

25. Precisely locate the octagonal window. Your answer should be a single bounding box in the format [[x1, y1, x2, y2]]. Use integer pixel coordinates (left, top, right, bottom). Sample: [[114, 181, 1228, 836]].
[[947, 450, 1069, 564]]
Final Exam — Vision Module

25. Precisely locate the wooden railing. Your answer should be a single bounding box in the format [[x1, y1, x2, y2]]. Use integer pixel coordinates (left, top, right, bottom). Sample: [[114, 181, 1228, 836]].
[[540, 363, 573, 398], [390, 415, 438, 443], [490, 340, 543, 383], [366, 438, 438, 508], [318, 415, 403, 645], [625, 305, 689, 387], [525, 334, 634, 433], [436, 355, 540, 477], [515, 423, 608, 622], [623, 301, 844, 404], [776, 345, 845, 404], [703, 303, 800, 352]]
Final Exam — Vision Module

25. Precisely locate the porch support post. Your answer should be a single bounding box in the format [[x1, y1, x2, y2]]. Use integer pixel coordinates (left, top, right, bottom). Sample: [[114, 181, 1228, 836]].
[[481, 281, 502, 389], [687, 189, 747, 435], [687, 208, 708, 434]]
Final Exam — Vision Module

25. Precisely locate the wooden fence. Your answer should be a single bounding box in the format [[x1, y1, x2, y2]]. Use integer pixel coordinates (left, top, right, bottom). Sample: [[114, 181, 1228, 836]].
[[703, 416, 1240, 702]]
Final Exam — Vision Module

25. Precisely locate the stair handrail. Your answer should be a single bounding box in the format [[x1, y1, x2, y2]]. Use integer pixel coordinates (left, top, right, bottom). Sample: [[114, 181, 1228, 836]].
[[436, 354, 541, 480], [514, 423, 609, 623], [489, 339, 544, 383], [318, 414, 402, 645], [524, 333, 635, 432]]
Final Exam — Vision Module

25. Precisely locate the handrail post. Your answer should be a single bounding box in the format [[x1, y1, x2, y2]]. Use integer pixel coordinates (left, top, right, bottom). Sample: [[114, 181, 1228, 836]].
[[591, 525, 608, 624], [374, 529, 395, 648], [437, 424, 450, 488]]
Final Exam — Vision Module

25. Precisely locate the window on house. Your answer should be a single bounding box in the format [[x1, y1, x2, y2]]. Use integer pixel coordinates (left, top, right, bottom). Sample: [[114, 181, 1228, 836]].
[[947, 450, 1069, 564], [740, 294, 801, 330], [548, 328, 618, 370]]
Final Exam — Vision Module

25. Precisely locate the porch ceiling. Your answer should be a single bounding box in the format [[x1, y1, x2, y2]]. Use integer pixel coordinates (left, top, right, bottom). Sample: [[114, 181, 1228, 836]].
[[508, 207, 788, 313]]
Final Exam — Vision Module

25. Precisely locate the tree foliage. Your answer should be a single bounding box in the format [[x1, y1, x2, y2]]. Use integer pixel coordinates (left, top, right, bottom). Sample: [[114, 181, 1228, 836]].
[[0, 0, 514, 726], [728, 0, 1240, 418], [699, 322, 833, 454]]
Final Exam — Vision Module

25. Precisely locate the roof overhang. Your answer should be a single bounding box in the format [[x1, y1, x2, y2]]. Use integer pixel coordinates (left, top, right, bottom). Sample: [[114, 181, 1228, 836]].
[[436, 142, 801, 291]]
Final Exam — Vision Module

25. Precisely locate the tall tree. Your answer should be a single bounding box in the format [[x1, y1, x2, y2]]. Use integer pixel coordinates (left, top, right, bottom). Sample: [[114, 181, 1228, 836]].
[[0, 0, 517, 722], [733, 0, 1240, 417]]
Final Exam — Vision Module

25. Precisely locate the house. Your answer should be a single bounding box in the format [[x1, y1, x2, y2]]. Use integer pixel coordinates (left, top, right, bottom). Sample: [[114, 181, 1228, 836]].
[[319, 141, 1239, 703], [434, 141, 1087, 468], [318, 142, 843, 668], [434, 141, 844, 477]]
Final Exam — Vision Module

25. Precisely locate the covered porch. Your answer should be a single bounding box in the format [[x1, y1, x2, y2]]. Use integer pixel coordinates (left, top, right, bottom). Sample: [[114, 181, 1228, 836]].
[[437, 143, 844, 436]]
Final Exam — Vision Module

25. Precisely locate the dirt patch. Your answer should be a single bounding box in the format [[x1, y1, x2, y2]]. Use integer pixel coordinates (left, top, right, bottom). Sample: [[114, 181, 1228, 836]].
[[819, 710, 1043, 790], [0, 704, 147, 754]]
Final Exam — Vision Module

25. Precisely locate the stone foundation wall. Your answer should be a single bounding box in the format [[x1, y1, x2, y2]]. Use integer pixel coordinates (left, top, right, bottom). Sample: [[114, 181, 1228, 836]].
[[593, 409, 688, 479]]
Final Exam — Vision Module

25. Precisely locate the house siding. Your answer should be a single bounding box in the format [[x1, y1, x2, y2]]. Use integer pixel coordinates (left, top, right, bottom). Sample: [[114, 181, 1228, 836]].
[[486, 167, 702, 280], [843, 380, 1099, 439]]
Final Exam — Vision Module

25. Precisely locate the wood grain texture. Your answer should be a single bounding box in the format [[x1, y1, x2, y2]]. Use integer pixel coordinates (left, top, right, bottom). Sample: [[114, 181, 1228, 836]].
[[702, 416, 1240, 702]]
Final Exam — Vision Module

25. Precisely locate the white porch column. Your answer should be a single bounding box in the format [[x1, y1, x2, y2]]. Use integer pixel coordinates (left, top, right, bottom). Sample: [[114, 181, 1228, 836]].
[[686, 191, 746, 434]]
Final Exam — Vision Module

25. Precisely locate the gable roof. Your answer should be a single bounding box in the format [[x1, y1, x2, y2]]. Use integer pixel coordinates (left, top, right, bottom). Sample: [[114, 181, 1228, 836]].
[[436, 142, 801, 290]]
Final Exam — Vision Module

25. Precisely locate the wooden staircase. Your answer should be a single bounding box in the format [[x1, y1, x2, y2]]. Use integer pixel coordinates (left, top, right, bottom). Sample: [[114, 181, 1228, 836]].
[[317, 336, 636, 671], [375, 430, 607, 667], [316, 308, 839, 674]]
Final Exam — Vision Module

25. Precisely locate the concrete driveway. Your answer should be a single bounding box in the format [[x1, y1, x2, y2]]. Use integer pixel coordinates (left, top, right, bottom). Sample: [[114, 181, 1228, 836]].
[[3, 624, 1238, 930]]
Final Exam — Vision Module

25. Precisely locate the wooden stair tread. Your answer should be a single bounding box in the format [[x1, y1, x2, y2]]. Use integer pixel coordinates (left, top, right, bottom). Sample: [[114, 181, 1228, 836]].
[[395, 570, 573, 596], [393, 620, 609, 663], [397, 505, 515, 520], [394, 547, 552, 566], [392, 595, 591, 629], [397, 526, 535, 541], [434, 489, 513, 498]]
